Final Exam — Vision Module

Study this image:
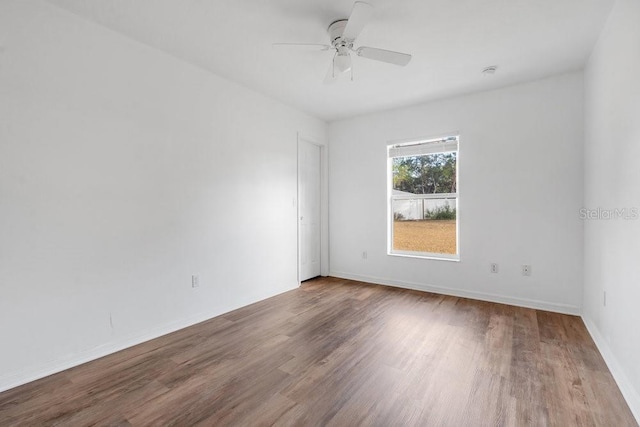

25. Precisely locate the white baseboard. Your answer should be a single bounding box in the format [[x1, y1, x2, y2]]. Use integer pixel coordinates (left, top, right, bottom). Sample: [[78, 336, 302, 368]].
[[582, 316, 640, 424], [330, 271, 581, 315], [0, 284, 297, 394]]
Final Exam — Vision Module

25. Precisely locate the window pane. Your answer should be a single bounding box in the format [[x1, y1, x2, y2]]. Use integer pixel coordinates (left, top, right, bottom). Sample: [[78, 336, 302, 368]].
[[392, 152, 457, 194], [392, 197, 457, 254], [390, 149, 458, 256]]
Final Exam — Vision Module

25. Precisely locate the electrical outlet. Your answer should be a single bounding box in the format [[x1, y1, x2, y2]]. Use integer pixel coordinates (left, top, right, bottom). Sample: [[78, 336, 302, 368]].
[[522, 265, 532, 276], [192, 274, 200, 288], [490, 263, 499, 273], [362, 251, 368, 260]]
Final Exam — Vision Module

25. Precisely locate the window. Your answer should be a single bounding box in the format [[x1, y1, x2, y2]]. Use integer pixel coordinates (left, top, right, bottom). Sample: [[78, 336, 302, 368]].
[[388, 136, 459, 260]]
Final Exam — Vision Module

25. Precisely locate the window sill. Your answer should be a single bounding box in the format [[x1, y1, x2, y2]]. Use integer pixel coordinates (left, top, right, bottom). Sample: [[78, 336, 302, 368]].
[[387, 251, 460, 262]]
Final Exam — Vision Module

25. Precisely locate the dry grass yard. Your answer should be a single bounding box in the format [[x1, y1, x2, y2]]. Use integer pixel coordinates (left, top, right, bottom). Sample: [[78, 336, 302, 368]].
[[393, 220, 457, 254]]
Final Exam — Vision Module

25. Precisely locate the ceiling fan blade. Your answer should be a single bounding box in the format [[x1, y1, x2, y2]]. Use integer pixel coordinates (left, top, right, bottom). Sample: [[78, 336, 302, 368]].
[[272, 43, 332, 51], [356, 46, 412, 66], [343, 2, 374, 41], [323, 54, 338, 84]]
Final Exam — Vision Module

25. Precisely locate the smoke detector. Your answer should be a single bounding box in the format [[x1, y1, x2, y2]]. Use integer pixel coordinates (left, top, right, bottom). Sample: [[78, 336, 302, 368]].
[[482, 65, 498, 75]]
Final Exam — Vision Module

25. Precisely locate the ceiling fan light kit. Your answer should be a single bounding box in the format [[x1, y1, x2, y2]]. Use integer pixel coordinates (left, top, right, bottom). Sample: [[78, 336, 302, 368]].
[[274, 1, 412, 83], [334, 52, 352, 73]]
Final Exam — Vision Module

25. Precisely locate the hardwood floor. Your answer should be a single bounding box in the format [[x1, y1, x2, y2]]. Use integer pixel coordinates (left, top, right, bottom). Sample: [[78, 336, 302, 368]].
[[0, 277, 636, 426]]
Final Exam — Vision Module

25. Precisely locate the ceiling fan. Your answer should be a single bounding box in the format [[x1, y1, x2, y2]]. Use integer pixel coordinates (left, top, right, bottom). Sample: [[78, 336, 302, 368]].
[[274, 1, 412, 83]]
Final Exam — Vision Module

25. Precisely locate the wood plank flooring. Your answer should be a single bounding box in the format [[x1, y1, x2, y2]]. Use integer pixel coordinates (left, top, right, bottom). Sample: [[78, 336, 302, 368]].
[[0, 277, 636, 426]]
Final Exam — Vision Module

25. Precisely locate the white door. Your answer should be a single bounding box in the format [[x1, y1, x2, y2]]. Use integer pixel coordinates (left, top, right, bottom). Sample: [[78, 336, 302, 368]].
[[298, 139, 321, 282]]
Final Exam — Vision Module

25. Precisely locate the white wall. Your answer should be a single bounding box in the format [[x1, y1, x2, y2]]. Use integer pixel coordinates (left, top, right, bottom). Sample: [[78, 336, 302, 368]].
[[583, 0, 640, 419], [0, 0, 326, 391], [329, 73, 584, 314]]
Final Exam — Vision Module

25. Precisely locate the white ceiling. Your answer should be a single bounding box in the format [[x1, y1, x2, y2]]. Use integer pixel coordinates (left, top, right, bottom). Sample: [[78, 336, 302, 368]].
[[47, 0, 613, 121]]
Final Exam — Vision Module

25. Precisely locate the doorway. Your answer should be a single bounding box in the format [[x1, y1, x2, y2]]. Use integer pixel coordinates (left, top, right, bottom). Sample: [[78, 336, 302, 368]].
[[298, 137, 321, 282]]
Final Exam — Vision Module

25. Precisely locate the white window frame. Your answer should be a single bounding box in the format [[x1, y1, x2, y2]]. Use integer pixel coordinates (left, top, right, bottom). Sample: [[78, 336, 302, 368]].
[[387, 135, 460, 261]]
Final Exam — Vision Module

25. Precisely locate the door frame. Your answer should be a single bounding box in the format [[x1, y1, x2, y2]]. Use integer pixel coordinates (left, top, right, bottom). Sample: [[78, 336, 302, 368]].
[[297, 133, 329, 284]]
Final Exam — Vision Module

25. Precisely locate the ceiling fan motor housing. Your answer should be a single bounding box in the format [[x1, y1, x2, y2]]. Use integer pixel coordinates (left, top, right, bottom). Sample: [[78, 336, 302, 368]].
[[328, 20, 351, 46]]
